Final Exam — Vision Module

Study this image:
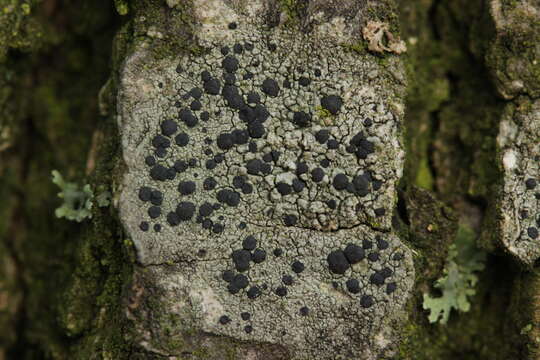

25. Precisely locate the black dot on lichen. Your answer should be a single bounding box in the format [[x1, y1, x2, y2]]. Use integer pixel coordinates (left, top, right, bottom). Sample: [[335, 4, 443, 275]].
[[298, 76, 311, 86], [174, 160, 188, 173], [246, 159, 263, 175], [300, 306, 309, 316], [351, 174, 370, 197], [198, 202, 214, 217], [138, 186, 152, 202], [202, 219, 213, 229], [291, 261, 304, 274], [152, 135, 170, 148], [161, 120, 178, 136], [241, 312, 251, 320], [292, 111, 311, 127], [178, 181, 196, 195], [376, 237, 389, 250], [189, 87, 202, 99], [145, 155, 155, 166], [261, 78, 280, 97], [217, 189, 241, 207], [327, 138, 339, 149], [203, 177, 217, 190], [166, 212, 180, 226], [228, 22, 237, 29], [362, 239, 373, 249], [148, 206, 161, 219], [295, 161, 308, 175], [367, 252, 379, 262], [244, 325, 253, 334], [242, 235, 257, 251], [232, 250, 251, 272], [525, 178, 537, 190], [232, 129, 249, 144], [315, 130, 330, 144], [205, 159, 217, 170], [274, 248, 283, 257], [248, 121, 265, 138], [223, 73, 236, 86], [344, 244, 365, 264], [150, 191, 163, 206], [252, 249, 267, 263], [203, 78, 221, 95], [222, 270, 235, 283], [282, 275, 294, 286], [212, 223, 224, 234], [292, 178, 305, 193], [201, 70, 211, 82], [346, 278, 360, 294], [217, 133, 234, 150], [374, 208, 386, 217], [311, 168, 325, 182], [176, 202, 195, 221], [219, 315, 231, 325], [154, 223, 161, 232], [370, 272, 385, 286], [222, 55, 239, 73], [179, 109, 198, 128], [283, 214, 298, 226], [327, 250, 350, 274], [333, 173, 349, 191], [139, 221, 149, 231], [528, 227, 539, 239], [247, 286, 261, 299], [321, 95, 343, 115], [386, 282, 397, 294], [276, 182, 292, 196], [247, 92, 260, 104], [360, 295, 374, 308], [275, 286, 287, 297], [233, 43, 243, 54], [232, 274, 249, 290]]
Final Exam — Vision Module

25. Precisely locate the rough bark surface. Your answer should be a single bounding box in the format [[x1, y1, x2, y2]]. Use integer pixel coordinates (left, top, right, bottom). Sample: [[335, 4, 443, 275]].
[[0, 0, 539, 359]]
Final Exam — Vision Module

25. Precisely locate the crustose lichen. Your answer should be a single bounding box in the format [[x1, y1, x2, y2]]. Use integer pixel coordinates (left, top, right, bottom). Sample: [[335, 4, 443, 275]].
[[52, 170, 110, 222]]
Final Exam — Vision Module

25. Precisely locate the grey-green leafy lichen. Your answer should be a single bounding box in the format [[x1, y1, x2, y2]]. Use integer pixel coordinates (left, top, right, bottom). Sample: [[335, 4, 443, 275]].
[[117, 0, 413, 358]]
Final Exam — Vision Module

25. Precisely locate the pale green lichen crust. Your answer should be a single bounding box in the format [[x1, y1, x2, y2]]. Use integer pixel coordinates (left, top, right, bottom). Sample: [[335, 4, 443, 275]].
[[497, 98, 540, 265], [117, 1, 414, 358], [489, 0, 540, 265]]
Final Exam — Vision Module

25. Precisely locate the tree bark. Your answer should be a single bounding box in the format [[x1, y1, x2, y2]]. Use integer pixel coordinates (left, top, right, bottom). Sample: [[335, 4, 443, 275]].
[[0, 0, 539, 359]]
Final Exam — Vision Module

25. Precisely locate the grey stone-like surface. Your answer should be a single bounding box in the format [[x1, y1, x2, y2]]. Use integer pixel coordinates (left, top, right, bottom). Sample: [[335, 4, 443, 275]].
[[497, 98, 540, 265], [117, 1, 414, 358], [489, 0, 540, 265]]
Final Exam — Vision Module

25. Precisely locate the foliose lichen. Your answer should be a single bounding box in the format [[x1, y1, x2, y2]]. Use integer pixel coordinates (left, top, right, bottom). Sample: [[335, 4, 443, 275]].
[[52, 170, 110, 222]]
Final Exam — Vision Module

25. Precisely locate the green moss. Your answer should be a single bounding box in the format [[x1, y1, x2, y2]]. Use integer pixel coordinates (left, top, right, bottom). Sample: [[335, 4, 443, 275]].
[[277, 0, 307, 25]]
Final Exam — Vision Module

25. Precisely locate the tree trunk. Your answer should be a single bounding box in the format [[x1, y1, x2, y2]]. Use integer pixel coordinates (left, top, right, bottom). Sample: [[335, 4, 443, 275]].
[[0, 0, 538, 359]]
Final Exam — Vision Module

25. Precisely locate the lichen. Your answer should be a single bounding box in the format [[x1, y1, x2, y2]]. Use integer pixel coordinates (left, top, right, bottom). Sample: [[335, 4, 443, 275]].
[[117, 1, 413, 358], [423, 225, 486, 324], [52, 170, 111, 222]]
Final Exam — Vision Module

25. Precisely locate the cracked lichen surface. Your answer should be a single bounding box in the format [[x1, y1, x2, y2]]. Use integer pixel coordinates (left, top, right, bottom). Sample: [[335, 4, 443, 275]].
[[497, 98, 540, 265], [118, 1, 413, 358]]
